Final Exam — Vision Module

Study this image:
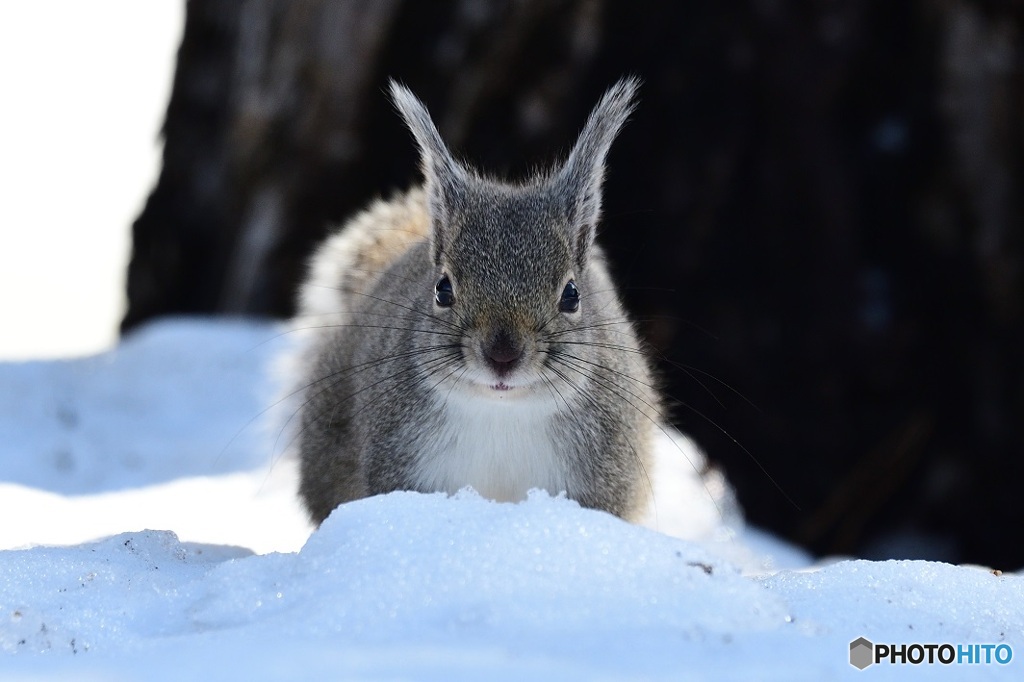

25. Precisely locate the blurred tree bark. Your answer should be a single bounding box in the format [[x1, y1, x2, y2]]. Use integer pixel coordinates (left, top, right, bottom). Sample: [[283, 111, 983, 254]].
[[124, 0, 1023, 568]]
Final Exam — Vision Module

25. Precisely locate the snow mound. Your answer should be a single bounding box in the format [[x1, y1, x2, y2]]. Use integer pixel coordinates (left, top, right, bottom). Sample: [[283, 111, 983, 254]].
[[0, 319, 284, 494], [2, 491, 1020, 680]]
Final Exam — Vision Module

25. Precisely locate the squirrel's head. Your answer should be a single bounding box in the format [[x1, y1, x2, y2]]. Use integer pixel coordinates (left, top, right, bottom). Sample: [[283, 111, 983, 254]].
[[389, 78, 638, 395]]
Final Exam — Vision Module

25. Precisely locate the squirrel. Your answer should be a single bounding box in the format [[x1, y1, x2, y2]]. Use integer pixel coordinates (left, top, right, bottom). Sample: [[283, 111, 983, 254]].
[[292, 78, 660, 525]]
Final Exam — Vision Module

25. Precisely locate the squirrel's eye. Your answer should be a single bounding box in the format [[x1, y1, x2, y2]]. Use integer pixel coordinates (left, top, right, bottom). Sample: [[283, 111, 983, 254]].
[[434, 274, 455, 307], [559, 280, 580, 313]]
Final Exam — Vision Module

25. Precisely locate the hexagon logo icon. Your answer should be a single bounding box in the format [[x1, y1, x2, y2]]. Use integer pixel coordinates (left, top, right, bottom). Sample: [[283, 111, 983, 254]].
[[850, 637, 874, 670]]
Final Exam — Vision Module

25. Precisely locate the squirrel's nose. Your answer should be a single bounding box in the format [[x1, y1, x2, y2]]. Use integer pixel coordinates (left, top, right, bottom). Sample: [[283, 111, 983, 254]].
[[483, 330, 523, 377]]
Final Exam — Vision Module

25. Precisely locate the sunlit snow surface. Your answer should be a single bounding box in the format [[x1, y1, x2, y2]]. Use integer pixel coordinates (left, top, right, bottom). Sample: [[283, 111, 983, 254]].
[[0, 319, 1020, 680]]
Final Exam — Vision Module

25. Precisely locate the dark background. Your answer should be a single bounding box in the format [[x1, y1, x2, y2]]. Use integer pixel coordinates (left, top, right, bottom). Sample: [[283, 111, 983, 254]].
[[122, 0, 1023, 568]]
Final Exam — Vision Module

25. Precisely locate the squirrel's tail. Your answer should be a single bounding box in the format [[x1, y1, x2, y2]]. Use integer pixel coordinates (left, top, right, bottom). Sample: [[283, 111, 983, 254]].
[[298, 188, 430, 328]]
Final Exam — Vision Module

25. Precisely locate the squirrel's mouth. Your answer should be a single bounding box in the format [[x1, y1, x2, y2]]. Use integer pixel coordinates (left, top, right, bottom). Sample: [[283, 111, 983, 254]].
[[460, 366, 542, 396]]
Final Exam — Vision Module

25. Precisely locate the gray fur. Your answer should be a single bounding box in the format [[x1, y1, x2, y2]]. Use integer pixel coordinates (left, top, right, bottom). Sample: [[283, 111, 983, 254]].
[[556, 76, 639, 272], [297, 79, 658, 525], [388, 80, 469, 265]]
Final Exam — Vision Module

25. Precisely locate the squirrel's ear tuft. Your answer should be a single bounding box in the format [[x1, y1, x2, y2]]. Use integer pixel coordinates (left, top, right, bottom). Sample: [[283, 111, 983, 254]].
[[389, 80, 465, 264], [557, 77, 639, 268]]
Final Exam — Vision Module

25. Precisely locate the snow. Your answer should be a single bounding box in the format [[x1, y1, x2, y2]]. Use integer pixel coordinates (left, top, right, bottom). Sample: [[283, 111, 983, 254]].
[[1, 319, 1021, 680]]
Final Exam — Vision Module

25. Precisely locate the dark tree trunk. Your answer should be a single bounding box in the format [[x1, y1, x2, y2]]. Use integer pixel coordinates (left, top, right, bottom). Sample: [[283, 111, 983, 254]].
[[124, 0, 1024, 569]]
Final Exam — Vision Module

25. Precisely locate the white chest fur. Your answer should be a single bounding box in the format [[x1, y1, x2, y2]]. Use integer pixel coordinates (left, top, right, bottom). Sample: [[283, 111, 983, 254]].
[[411, 389, 568, 502]]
